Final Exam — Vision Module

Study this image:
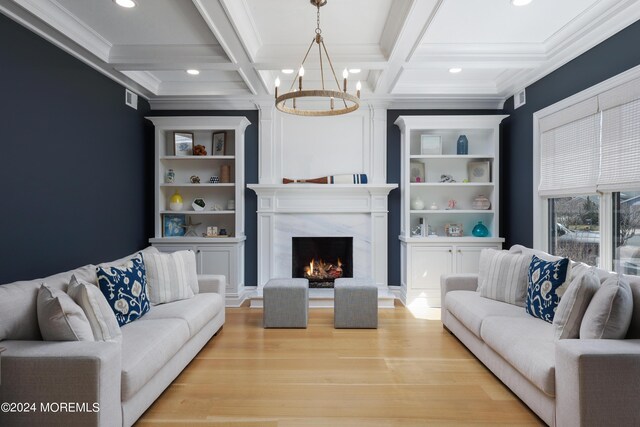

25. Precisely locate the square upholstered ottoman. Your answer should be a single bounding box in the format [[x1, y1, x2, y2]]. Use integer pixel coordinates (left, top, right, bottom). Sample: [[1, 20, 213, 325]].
[[263, 278, 309, 328], [334, 278, 378, 328]]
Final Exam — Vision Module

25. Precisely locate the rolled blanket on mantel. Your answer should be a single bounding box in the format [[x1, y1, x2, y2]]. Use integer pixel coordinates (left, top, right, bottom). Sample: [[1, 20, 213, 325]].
[[283, 174, 368, 184]]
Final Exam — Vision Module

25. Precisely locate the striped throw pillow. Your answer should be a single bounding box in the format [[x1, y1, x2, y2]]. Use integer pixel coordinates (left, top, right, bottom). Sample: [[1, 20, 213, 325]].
[[144, 250, 197, 305], [68, 275, 122, 341], [479, 249, 530, 306], [553, 268, 599, 339]]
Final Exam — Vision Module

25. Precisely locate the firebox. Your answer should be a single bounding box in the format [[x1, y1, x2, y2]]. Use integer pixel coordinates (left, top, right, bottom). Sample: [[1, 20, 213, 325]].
[[292, 237, 353, 288]]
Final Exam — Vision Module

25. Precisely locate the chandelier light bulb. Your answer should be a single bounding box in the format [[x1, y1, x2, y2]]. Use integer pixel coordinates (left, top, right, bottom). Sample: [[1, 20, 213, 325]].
[[275, 77, 281, 87], [356, 81, 361, 98], [299, 66, 305, 77], [342, 69, 349, 79]]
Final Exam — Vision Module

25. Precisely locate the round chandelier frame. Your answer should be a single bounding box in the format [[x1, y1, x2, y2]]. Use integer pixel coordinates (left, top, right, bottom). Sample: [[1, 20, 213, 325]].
[[274, 0, 361, 117]]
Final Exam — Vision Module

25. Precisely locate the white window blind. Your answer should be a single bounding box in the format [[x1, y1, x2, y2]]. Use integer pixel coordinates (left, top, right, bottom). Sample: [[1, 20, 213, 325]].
[[538, 97, 600, 197], [598, 77, 640, 191]]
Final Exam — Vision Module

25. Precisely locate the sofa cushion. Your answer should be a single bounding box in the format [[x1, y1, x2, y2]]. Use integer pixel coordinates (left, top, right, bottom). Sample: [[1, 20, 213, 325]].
[[120, 318, 190, 400], [37, 284, 94, 341], [97, 253, 150, 327], [581, 274, 633, 339], [68, 275, 122, 342], [144, 250, 197, 304], [478, 249, 531, 306], [445, 291, 529, 338], [553, 268, 600, 339], [525, 255, 571, 323], [0, 264, 97, 341], [625, 275, 640, 338], [481, 316, 556, 397], [143, 293, 224, 337]]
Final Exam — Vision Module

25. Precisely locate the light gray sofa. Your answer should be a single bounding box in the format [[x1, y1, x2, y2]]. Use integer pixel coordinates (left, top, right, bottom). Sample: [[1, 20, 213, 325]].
[[0, 247, 226, 427], [441, 252, 640, 426]]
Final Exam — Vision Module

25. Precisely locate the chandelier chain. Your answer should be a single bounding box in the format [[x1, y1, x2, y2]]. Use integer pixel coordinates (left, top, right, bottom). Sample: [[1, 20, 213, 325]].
[[316, 4, 322, 35]]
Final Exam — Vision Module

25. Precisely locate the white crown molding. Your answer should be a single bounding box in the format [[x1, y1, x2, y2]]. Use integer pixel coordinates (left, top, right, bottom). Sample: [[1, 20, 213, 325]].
[[157, 81, 249, 96], [220, 0, 262, 62], [149, 96, 260, 110], [121, 71, 161, 94]]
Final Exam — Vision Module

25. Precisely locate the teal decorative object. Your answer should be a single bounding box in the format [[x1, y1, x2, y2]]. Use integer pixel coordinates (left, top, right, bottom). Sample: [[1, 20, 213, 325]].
[[457, 134, 469, 155], [472, 221, 489, 237]]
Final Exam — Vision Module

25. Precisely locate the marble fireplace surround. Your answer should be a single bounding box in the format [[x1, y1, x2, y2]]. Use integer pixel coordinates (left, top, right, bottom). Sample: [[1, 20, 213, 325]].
[[247, 184, 397, 307]]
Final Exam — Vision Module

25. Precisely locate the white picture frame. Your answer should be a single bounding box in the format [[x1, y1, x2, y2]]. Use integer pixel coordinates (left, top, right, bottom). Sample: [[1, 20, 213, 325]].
[[410, 161, 425, 183], [420, 135, 442, 155], [467, 160, 491, 183]]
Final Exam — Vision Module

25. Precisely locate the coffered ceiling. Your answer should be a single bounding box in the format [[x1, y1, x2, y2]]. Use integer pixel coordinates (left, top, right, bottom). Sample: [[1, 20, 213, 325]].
[[2, 0, 639, 109]]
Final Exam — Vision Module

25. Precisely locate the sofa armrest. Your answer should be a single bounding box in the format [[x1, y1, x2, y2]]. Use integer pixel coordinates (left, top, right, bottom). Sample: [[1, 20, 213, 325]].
[[556, 339, 640, 427], [440, 274, 479, 326], [0, 340, 121, 427], [198, 274, 226, 298]]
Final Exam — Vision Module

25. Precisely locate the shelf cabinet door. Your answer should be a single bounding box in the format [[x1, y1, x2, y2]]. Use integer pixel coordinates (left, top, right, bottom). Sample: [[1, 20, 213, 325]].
[[197, 246, 234, 285], [454, 245, 501, 274], [409, 245, 453, 290]]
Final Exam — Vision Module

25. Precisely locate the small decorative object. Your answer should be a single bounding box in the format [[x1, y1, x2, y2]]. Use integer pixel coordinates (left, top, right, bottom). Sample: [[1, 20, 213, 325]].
[[212, 204, 223, 211], [473, 195, 491, 210], [219, 228, 228, 236], [181, 216, 201, 237], [411, 197, 425, 210], [411, 225, 423, 237], [282, 174, 368, 184], [420, 135, 442, 155], [440, 174, 456, 183], [163, 214, 186, 237], [447, 199, 457, 210], [430, 202, 439, 210], [227, 199, 235, 210], [209, 176, 220, 184], [463, 179, 469, 183], [169, 191, 183, 211], [193, 144, 207, 156], [174, 132, 194, 156], [206, 226, 218, 237], [190, 175, 200, 184], [468, 160, 491, 183], [220, 164, 231, 183], [410, 161, 425, 183], [192, 198, 206, 211], [445, 223, 464, 237], [472, 221, 490, 237], [456, 134, 469, 155], [212, 131, 226, 155], [165, 168, 175, 183]]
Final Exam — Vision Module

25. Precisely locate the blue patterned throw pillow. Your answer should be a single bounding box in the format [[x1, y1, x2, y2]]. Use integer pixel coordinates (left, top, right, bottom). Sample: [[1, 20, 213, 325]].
[[526, 255, 571, 323], [97, 253, 150, 326]]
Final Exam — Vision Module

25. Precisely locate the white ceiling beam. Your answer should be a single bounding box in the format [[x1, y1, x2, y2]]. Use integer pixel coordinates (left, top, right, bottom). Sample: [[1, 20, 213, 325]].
[[158, 81, 249, 96], [109, 45, 233, 71], [219, 0, 262, 62], [192, 0, 269, 96]]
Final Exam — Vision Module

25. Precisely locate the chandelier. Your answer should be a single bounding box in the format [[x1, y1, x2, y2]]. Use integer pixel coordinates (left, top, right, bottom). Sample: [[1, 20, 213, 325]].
[[274, 0, 361, 116]]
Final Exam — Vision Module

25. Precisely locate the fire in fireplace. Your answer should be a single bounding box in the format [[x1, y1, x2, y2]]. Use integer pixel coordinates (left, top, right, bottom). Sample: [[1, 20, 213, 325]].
[[292, 237, 353, 288]]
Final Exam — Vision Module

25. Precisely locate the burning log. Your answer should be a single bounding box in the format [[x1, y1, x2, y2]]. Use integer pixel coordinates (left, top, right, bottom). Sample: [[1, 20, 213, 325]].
[[304, 258, 344, 280]]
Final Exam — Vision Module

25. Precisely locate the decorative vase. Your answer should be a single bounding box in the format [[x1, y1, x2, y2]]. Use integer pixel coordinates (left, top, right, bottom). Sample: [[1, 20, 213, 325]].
[[411, 197, 425, 210], [165, 169, 175, 183], [457, 135, 469, 155], [472, 195, 491, 210], [227, 199, 235, 210], [472, 221, 489, 237], [169, 191, 183, 211], [192, 198, 206, 211]]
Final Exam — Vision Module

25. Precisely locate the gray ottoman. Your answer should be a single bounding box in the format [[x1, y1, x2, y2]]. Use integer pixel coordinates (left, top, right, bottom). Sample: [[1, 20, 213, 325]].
[[263, 278, 309, 328], [334, 278, 378, 329]]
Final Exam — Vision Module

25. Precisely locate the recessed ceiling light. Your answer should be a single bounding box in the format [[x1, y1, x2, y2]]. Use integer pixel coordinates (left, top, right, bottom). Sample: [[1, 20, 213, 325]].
[[186, 69, 200, 75], [349, 69, 361, 74], [282, 69, 294, 74], [449, 67, 462, 74], [114, 0, 136, 8], [511, 0, 532, 6]]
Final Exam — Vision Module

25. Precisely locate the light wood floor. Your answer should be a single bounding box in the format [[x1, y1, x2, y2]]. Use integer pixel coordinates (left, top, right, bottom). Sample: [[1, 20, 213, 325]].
[[137, 302, 543, 426]]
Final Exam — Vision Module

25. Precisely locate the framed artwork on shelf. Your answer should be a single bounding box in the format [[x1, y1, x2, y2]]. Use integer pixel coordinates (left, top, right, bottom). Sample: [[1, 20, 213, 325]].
[[445, 223, 464, 237], [420, 135, 442, 155], [212, 131, 227, 155], [467, 160, 491, 183], [174, 132, 194, 156], [410, 161, 426, 183], [163, 214, 186, 237]]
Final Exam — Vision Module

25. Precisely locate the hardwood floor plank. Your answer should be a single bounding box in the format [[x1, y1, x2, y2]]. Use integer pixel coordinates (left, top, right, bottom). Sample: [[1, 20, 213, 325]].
[[136, 304, 543, 426]]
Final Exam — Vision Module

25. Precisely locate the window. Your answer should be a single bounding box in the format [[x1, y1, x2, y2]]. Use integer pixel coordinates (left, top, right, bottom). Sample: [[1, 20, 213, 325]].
[[549, 196, 600, 265], [613, 191, 640, 275]]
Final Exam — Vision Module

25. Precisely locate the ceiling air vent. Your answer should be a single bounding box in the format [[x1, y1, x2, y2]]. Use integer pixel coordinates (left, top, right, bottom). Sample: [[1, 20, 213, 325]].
[[125, 89, 138, 110], [514, 89, 526, 109]]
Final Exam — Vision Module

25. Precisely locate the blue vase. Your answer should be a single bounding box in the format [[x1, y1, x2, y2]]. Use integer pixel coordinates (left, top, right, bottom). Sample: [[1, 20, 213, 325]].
[[457, 135, 468, 155], [472, 221, 489, 237]]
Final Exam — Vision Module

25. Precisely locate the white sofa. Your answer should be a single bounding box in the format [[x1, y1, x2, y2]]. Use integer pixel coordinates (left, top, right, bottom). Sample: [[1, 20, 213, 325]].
[[441, 247, 640, 426], [0, 247, 226, 427]]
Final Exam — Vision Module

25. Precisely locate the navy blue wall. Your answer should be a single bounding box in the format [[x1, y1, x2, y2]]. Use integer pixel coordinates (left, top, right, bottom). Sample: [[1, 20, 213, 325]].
[[0, 14, 153, 284], [386, 110, 503, 285], [148, 110, 259, 288], [502, 20, 640, 248]]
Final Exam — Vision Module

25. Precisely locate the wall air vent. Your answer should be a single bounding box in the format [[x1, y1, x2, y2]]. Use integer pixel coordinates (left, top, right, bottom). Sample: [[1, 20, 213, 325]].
[[125, 89, 138, 110], [514, 88, 526, 109]]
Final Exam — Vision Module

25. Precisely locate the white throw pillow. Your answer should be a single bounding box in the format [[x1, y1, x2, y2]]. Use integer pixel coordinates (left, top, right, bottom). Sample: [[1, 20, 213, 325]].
[[67, 275, 122, 341], [144, 250, 197, 305], [580, 274, 633, 339], [478, 248, 530, 306], [553, 268, 599, 339], [37, 284, 94, 341]]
